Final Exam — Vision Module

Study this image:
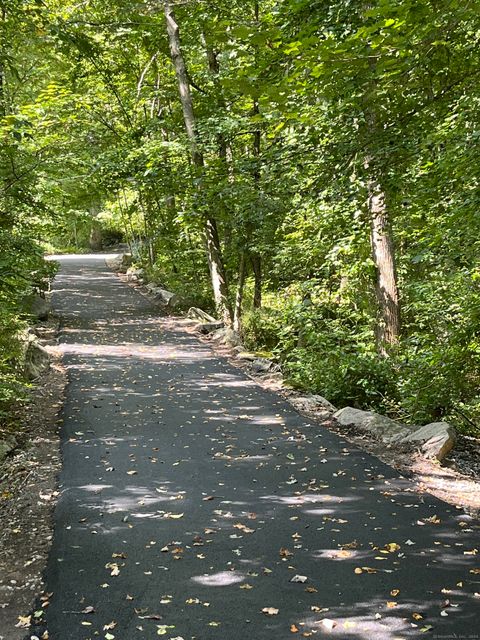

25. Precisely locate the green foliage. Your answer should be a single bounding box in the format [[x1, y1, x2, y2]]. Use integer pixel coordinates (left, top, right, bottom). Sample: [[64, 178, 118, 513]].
[[1, 0, 479, 435], [0, 230, 55, 417]]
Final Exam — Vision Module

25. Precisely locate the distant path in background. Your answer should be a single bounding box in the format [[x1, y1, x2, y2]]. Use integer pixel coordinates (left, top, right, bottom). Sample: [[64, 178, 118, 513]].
[[33, 255, 480, 639]]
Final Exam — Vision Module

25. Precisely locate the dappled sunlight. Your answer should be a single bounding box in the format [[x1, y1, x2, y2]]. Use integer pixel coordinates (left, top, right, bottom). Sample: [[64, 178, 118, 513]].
[[60, 341, 213, 363], [301, 507, 337, 516], [312, 549, 372, 561], [78, 483, 114, 493], [191, 378, 258, 389], [34, 256, 480, 640], [48, 253, 121, 261], [191, 571, 246, 587]]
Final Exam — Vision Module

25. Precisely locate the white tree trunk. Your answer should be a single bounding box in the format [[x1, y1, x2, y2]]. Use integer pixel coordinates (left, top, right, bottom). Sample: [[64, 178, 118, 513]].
[[163, 1, 232, 324]]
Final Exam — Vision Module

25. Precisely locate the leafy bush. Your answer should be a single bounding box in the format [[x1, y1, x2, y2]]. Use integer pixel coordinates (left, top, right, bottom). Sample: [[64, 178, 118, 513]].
[[242, 307, 283, 352], [0, 231, 55, 419], [242, 279, 480, 435]]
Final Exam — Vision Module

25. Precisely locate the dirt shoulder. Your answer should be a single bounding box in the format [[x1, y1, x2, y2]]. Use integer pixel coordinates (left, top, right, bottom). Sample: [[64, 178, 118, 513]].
[[0, 350, 66, 639]]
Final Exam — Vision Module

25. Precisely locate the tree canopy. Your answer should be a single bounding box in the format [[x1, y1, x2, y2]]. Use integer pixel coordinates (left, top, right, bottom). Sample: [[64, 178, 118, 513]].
[[1, 0, 480, 433]]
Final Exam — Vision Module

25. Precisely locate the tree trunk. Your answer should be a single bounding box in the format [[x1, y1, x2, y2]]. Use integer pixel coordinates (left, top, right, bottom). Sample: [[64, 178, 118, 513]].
[[361, 38, 401, 354], [0, 8, 6, 118], [233, 252, 247, 333], [251, 253, 262, 309], [249, 0, 262, 309], [367, 174, 400, 353], [205, 217, 232, 325], [163, 1, 232, 324]]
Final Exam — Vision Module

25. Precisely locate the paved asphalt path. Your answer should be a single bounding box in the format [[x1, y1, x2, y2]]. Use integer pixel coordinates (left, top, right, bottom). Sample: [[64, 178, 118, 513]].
[[30, 255, 479, 640]]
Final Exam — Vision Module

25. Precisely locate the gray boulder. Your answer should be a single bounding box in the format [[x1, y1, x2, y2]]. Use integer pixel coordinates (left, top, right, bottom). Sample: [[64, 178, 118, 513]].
[[251, 357, 274, 374], [105, 254, 132, 273], [402, 422, 456, 461], [23, 335, 50, 380], [28, 293, 51, 320], [198, 321, 224, 334], [290, 394, 337, 413], [25, 293, 51, 321], [211, 327, 242, 348], [235, 351, 257, 361], [334, 407, 415, 444], [0, 435, 17, 464], [188, 307, 218, 323], [151, 288, 180, 308], [125, 266, 144, 282]]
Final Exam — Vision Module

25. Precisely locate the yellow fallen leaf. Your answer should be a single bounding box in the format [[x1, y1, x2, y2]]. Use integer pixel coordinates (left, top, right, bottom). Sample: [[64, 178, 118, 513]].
[[262, 607, 279, 616], [390, 589, 400, 597], [103, 621, 117, 630], [15, 616, 31, 629], [234, 523, 255, 533], [105, 562, 120, 576]]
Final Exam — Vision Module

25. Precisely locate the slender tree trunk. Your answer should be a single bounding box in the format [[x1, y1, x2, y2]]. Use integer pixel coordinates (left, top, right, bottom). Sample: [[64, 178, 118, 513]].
[[204, 38, 228, 161], [233, 252, 247, 332], [164, 1, 232, 324], [205, 217, 232, 324], [366, 170, 400, 352], [250, 97, 262, 309], [0, 8, 6, 118], [250, 0, 262, 309], [251, 253, 262, 309], [360, 17, 401, 353]]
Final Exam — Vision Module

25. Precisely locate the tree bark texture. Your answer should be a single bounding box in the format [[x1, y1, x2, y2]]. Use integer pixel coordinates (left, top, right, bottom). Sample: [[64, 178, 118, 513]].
[[251, 253, 262, 309], [367, 176, 401, 352], [164, 2, 232, 324], [233, 251, 247, 332]]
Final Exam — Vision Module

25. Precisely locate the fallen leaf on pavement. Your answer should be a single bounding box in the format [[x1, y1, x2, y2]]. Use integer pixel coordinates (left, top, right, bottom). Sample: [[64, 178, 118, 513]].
[[290, 575, 308, 583], [262, 607, 279, 616]]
